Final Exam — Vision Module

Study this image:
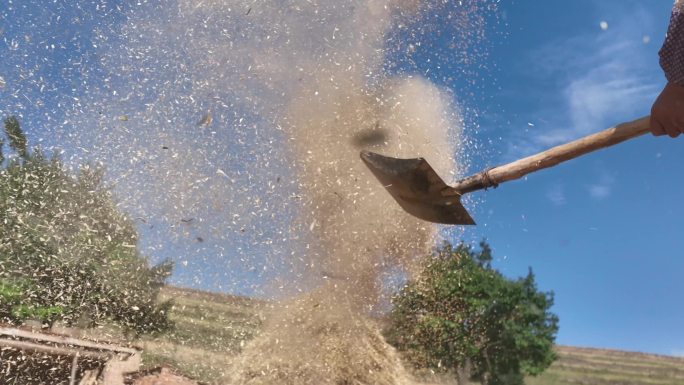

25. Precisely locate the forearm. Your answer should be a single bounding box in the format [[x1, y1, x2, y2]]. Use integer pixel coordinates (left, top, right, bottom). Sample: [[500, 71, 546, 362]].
[[660, 2, 684, 85]]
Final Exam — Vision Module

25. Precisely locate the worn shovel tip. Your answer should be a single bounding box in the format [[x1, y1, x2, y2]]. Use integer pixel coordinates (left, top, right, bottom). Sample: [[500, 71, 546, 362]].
[[359, 151, 476, 226], [360, 150, 424, 176]]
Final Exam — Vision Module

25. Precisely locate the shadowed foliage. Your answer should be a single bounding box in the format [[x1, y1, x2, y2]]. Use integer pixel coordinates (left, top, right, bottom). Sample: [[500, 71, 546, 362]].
[[0, 116, 173, 335], [387, 241, 559, 385]]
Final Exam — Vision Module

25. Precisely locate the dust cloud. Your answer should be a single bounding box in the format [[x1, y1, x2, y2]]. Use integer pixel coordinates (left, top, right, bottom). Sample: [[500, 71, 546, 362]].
[[17, 0, 495, 382], [222, 0, 465, 383], [230, 72, 460, 385]]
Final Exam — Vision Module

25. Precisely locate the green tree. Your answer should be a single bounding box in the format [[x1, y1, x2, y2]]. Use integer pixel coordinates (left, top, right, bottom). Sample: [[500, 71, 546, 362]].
[[387, 242, 558, 385], [0, 116, 173, 335], [3, 116, 28, 159]]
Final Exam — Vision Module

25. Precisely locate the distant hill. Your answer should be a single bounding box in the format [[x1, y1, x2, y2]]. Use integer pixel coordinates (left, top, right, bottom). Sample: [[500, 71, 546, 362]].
[[528, 346, 684, 385], [141, 286, 684, 385]]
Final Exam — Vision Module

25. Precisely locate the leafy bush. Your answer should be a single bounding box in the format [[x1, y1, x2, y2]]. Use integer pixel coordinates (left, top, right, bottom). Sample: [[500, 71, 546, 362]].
[[11, 304, 64, 323], [0, 116, 173, 335], [387, 242, 559, 385]]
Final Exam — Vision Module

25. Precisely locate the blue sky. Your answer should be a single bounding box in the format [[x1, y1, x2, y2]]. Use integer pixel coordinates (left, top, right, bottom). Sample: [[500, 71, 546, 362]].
[[458, 0, 684, 356], [1, 0, 682, 357]]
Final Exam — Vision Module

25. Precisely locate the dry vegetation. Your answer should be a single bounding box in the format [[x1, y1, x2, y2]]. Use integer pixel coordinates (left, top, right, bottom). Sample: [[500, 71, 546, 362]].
[[528, 346, 684, 385], [136, 286, 265, 382], [140, 286, 684, 385]]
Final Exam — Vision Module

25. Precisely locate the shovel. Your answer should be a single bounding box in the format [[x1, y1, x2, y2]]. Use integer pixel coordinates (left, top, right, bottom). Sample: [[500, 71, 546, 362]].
[[360, 116, 650, 225]]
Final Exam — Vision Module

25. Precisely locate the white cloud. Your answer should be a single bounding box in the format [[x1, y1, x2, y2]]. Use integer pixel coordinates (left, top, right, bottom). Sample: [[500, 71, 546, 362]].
[[671, 349, 684, 358], [546, 183, 567, 206], [588, 184, 611, 199], [509, 5, 662, 156], [560, 61, 658, 143], [587, 173, 615, 200]]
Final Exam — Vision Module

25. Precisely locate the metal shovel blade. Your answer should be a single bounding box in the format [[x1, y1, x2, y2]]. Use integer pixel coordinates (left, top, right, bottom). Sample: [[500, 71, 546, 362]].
[[360, 151, 475, 225]]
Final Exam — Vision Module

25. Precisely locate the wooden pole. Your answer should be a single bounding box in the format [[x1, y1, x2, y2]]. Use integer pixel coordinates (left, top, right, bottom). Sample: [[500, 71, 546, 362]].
[[452, 116, 651, 194], [69, 353, 80, 385]]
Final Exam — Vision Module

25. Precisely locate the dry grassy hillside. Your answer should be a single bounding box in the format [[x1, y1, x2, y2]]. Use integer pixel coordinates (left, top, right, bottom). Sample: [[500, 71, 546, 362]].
[[138, 286, 265, 382], [528, 346, 684, 385], [141, 287, 684, 385]]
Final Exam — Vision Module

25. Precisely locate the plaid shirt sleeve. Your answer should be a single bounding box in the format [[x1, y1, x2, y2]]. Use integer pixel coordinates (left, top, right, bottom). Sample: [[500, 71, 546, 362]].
[[660, 3, 684, 85]]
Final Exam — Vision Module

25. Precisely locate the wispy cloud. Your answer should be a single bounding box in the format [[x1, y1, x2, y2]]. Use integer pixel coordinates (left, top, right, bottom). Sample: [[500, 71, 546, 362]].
[[546, 183, 567, 206], [587, 174, 615, 200], [510, 5, 663, 155], [672, 349, 684, 358], [588, 184, 611, 199]]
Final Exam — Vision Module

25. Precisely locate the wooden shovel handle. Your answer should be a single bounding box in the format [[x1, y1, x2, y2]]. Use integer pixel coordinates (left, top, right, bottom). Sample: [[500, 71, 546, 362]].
[[453, 116, 651, 194]]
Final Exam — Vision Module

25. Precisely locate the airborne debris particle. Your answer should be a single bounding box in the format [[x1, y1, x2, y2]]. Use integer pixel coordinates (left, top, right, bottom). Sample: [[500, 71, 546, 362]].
[[351, 125, 389, 148], [0, 0, 496, 382], [197, 112, 212, 127]]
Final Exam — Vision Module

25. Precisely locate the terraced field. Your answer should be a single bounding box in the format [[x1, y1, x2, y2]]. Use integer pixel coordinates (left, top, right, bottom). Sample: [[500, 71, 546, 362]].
[[528, 346, 684, 385], [137, 286, 265, 382], [140, 287, 684, 385]]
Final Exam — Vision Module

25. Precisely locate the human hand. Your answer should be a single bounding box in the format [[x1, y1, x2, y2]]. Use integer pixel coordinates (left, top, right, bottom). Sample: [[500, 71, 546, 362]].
[[650, 82, 684, 137]]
